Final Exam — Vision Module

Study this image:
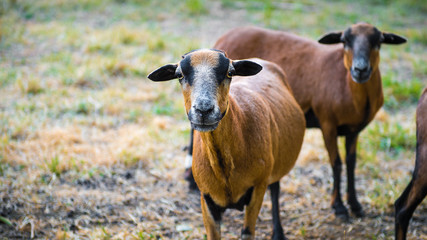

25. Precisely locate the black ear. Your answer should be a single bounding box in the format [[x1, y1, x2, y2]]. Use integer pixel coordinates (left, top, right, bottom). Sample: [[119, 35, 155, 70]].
[[232, 60, 263, 76], [382, 33, 407, 45], [147, 64, 178, 81], [318, 32, 343, 44]]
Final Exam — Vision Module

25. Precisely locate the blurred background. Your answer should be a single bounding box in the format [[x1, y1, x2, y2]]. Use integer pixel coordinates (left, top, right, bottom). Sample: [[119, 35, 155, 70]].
[[0, 0, 426, 239]]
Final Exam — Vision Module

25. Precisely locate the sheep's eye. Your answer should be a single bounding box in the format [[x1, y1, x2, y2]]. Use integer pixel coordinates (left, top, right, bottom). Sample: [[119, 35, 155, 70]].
[[226, 71, 233, 79], [177, 73, 184, 80]]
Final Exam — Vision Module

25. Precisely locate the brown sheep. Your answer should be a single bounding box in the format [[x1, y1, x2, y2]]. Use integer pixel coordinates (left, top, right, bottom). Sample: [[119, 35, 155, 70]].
[[148, 49, 305, 239], [395, 87, 427, 240], [182, 23, 406, 219]]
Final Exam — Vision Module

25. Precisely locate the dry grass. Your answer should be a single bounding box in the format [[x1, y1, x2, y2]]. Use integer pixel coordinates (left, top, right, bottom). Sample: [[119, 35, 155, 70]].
[[0, 0, 426, 239]]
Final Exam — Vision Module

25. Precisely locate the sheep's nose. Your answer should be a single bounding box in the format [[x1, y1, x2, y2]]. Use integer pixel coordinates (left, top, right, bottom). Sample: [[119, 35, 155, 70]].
[[194, 100, 214, 116], [353, 58, 369, 74], [354, 65, 368, 73]]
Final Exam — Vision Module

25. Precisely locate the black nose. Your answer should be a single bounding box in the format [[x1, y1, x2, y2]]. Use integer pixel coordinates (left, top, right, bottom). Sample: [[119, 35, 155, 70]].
[[194, 100, 214, 115], [352, 58, 369, 74], [354, 65, 368, 73]]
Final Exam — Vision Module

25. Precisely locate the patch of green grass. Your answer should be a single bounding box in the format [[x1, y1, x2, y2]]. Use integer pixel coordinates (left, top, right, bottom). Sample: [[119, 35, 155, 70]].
[[0, 10, 26, 48], [85, 42, 114, 54], [405, 28, 427, 46], [4, 113, 32, 140], [10, 0, 108, 21], [364, 121, 416, 156], [382, 72, 424, 110], [61, 77, 75, 86], [262, 0, 275, 25], [117, 150, 143, 166], [16, 77, 45, 95], [185, 0, 208, 15], [0, 216, 12, 226], [411, 58, 427, 78], [147, 37, 166, 52], [118, 29, 142, 45], [42, 51, 72, 65], [151, 92, 183, 117], [300, 225, 306, 237], [135, 230, 160, 240], [46, 156, 61, 176], [14, 101, 37, 114], [0, 68, 18, 87], [152, 104, 175, 116], [76, 100, 94, 115], [101, 226, 112, 240], [73, 69, 105, 89], [125, 109, 142, 122], [0, 0, 17, 15], [342, 0, 427, 20], [0, 157, 5, 176], [367, 175, 410, 214], [220, 0, 235, 8], [104, 60, 133, 77]]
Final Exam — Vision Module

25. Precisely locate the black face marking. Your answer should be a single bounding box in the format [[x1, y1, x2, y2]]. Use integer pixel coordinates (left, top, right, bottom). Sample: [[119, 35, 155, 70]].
[[179, 50, 229, 86], [342, 25, 382, 83], [213, 52, 231, 84], [367, 28, 382, 48], [180, 55, 195, 86], [343, 28, 354, 48], [343, 27, 382, 50]]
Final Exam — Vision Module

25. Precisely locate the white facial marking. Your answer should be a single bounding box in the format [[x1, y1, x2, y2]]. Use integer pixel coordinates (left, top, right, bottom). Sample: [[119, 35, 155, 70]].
[[192, 63, 217, 104]]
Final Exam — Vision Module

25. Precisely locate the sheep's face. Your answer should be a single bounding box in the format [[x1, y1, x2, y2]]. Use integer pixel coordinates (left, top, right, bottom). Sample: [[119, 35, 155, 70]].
[[148, 49, 262, 132], [178, 49, 232, 132], [342, 24, 382, 83], [318, 23, 406, 84]]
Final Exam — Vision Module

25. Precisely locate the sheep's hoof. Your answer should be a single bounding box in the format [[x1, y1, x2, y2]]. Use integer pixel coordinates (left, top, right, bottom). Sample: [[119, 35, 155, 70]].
[[352, 209, 365, 218], [241, 227, 253, 240], [333, 204, 350, 222], [351, 206, 365, 218], [348, 200, 364, 218]]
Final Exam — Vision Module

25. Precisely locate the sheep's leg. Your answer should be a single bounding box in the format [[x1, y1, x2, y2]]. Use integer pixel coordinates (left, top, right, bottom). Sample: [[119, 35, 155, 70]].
[[321, 124, 349, 219], [184, 128, 198, 190], [345, 132, 364, 217], [242, 184, 267, 240], [395, 180, 414, 240], [395, 168, 427, 240], [269, 181, 286, 240], [201, 194, 223, 240]]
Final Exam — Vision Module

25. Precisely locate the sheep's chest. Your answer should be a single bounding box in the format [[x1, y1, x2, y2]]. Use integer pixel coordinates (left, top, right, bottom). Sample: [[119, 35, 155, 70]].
[[203, 186, 254, 222]]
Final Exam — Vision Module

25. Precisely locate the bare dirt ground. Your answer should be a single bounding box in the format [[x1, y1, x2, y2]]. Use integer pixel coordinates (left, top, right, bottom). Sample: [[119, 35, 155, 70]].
[[0, 1, 426, 239], [1, 130, 426, 239]]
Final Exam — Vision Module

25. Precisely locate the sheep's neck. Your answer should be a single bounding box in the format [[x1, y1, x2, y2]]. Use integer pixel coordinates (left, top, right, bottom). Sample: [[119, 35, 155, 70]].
[[199, 97, 241, 185], [347, 68, 384, 124]]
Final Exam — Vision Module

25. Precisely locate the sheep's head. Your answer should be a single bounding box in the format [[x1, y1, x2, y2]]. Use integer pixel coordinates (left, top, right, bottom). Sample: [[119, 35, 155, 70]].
[[318, 23, 406, 84], [148, 49, 262, 132]]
